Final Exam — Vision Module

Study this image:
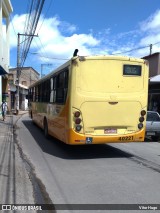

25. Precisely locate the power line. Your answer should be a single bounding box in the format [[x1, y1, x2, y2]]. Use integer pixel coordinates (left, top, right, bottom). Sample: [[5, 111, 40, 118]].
[[31, 34, 70, 61], [20, 0, 46, 68], [112, 44, 150, 55], [11, 7, 160, 65], [111, 41, 160, 56], [38, 36, 49, 58], [29, 52, 69, 60], [31, 36, 51, 63], [32, 37, 45, 57], [30, 40, 160, 61], [153, 41, 160, 45], [36, 0, 53, 34]]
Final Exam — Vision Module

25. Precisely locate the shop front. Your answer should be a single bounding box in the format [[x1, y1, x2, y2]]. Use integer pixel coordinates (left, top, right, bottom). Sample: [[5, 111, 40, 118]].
[[148, 75, 160, 114]]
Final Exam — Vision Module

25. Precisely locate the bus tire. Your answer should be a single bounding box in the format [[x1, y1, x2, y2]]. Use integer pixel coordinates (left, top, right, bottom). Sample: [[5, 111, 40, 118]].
[[44, 118, 49, 138]]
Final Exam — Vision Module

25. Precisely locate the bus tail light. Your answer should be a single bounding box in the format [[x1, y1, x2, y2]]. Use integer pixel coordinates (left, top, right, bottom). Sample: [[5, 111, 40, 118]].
[[75, 118, 81, 124], [138, 110, 146, 129], [138, 123, 143, 129], [74, 111, 80, 117], [76, 125, 82, 131], [139, 117, 144, 122], [141, 110, 146, 116], [73, 110, 83, 132]]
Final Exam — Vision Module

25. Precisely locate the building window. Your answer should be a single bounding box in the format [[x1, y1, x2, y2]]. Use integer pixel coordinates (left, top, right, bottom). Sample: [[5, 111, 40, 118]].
[[22, 81, 27, 86]]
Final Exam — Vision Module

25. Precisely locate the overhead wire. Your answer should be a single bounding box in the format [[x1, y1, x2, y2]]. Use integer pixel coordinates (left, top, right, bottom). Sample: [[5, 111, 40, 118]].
[[21, 0, 33, 58], [30, 53, 69, 61], [36, 36, 52, 61], [111, 41, 160, 56], [31, 0, 55, 63], [14, 0, 160, 67], [152, 41, 160, 46], [36, 0, 53, 34], [9, 1, 160, 69], [9, 14, 17, 37], [111, 45, 150, 55], [30, 40, 160, 61], [20, 0, 46, 68]]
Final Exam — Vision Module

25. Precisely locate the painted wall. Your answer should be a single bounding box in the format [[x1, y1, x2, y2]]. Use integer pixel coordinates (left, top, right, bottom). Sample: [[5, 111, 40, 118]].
[[0, 0, 13, 103]]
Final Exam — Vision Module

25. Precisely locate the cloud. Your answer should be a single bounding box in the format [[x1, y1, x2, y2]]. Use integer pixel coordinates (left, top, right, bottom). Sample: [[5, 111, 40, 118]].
[[9, 9, 160, 69], [104, 10, 160, 57], [36, 16, 100, 58], [10, 14, 26, 48], [10, 14, 100, 61], [140, 10, 160, 32], [139, 10, 160, 45]]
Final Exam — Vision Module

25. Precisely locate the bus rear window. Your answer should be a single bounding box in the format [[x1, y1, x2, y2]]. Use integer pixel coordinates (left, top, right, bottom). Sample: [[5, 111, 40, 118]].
[[123, 65, 141, 76]]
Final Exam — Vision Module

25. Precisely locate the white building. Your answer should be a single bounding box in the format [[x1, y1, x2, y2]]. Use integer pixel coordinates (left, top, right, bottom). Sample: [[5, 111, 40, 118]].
[[0, 0, 13, 102]]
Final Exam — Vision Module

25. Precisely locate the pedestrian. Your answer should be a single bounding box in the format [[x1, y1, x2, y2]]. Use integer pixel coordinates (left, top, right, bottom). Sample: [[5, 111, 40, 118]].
[[1, 100, 8, 121]]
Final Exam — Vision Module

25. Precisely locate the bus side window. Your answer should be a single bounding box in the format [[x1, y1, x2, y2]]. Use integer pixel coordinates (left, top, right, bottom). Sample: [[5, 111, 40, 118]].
[[56, 72, 64, 103], [41, 82, 45, 102], [31, 88, 33, 101], [56, 69, 68, 104], [64, 69, 69, 101], [38, 84, 41, 102], [46, 79, 50, 102], [33, 87, 36, 102], [35, 85, 39, 102], [50, 78, 54, 103], [29, 89, 31, 101], [53, 77, 56, 103], [41, 80, 50, 102], [39, 84, 43, 102]]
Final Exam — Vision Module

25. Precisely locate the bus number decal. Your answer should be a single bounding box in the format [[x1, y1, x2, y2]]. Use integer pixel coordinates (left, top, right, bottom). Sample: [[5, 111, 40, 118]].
[[118, 136, 134, 141]]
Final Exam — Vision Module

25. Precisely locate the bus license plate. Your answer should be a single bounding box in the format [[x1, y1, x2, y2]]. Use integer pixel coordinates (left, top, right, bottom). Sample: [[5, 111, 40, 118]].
[[147, 132, 155, 136], [104, 129, 117, 134]]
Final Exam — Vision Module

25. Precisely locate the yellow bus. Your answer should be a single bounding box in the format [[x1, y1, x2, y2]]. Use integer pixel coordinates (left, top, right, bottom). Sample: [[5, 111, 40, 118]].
[[29, 55, 149, 145]]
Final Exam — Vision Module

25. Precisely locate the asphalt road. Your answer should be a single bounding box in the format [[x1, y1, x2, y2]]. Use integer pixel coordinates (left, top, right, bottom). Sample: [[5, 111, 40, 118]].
[[14, 113, 160, 213]]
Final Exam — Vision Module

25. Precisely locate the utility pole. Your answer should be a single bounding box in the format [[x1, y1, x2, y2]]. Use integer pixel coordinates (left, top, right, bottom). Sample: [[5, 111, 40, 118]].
[[41, 64, 52, 78], [16, 33, 20, 115], [16, 33, 38, 115], [150, 44, 152, 55]]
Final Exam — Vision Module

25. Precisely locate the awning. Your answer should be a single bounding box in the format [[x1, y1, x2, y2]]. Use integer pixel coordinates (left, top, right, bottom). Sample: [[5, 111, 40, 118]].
[[150, 75, 160, 82], [0, 65, 8, 75]]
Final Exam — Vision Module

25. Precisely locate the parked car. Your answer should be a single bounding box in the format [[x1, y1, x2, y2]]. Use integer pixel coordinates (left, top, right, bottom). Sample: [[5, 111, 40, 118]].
[[145, 111, 160, 141]]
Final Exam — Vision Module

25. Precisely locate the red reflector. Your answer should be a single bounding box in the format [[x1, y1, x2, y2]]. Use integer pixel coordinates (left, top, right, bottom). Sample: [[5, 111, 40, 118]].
[[75, 118, 81, 124], [74, 111, 80, 117]]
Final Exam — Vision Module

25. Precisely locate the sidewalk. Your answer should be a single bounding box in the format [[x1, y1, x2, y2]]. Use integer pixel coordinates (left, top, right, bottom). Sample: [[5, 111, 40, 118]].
[[0, 113, 35, 207], [9, 109, 29, 116]]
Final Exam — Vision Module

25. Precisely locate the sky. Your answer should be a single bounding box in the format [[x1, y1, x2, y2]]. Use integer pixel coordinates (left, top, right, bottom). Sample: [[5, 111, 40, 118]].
[[8, 0, 160, 75]]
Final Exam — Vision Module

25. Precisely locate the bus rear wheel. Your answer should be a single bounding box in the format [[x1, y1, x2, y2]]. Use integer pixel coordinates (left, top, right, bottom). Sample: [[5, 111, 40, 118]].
[[44, 118, 49, 138]]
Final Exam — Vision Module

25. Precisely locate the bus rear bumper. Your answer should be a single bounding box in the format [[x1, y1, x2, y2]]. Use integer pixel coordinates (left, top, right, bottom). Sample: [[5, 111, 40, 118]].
[[68, 129, 145, 145]]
